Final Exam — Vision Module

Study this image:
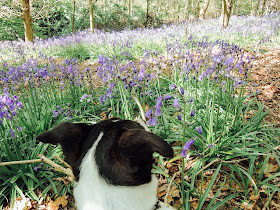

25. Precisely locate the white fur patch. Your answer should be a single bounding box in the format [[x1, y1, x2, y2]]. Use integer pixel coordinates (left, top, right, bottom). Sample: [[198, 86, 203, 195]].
[[73, 131, 159, 210]]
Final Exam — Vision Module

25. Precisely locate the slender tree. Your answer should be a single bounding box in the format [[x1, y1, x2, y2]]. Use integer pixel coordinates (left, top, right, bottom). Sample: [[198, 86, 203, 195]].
[[22, 0, 33, 41], [261, 0, 267, 15], [128, 0, 133, 16], [72, 0, 76, 32], [145, 0, 150, 27], [89, 0, 95, 33], [199, 0, 211, 19], [0, 0, 58, 42], [221, 0, 233, 28]]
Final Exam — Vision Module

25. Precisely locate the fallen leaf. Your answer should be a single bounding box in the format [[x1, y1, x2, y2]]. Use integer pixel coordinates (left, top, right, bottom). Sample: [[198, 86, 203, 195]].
[[53, 176, 71, 185], [100, 111, 107, 120], [46, 200, 59, 210], [249, 193, 260, 201], [261, 85, 275, 99], [47, 195, 68, 210]]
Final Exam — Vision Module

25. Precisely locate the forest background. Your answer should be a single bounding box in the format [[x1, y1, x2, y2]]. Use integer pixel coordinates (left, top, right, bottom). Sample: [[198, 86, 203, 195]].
[[0, 0, 279, 42]]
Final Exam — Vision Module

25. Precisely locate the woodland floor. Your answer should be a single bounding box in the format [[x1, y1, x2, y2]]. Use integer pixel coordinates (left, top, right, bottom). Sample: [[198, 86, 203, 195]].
[[6, 47, 280, 209]]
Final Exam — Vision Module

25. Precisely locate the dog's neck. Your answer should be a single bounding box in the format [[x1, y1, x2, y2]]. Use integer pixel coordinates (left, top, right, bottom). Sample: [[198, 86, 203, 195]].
[[74, 132, 159, 210]]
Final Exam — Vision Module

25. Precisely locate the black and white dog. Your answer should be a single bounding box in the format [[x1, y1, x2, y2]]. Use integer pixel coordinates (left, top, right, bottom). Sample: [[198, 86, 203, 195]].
[[37, 118, 174, 210]]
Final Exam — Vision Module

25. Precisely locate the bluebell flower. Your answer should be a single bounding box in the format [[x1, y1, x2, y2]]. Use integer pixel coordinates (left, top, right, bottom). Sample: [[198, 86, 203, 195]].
[[80, 94, 88, 102], [164, 95, 172, 100], [177, 115, 182, 120], [169, 84, 177, 90], [145, 109, 152, 119], [173, 98, 179, 108], [10, 129, 15, 139], [181, 138, 195, 157], [148, 117, 158, 126], [196, 126, 202, 135], [190, 110, 196, 117], [179, 87, 184, 95], [154, 108, 161, 116]]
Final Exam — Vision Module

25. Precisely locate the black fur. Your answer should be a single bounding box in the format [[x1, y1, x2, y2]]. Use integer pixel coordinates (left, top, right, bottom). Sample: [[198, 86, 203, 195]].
[[36, 118, 174, 186]]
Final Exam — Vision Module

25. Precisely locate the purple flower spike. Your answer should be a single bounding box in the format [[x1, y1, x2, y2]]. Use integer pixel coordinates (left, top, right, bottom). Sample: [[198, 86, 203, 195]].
[[145, 109, 153, 119], [164, 95, 172, 100], [169, 84, 177, 90], [177, 115, 182, 121], [181, 138, 195, 157], [190, 110, 196, 117], [154, 108, 162, 116], [80, 94, 88, 102], [196, 126, 202, 135], [148, 117, 158, 126], [179, 87, 184, 95], [173, 98, 179, 108]]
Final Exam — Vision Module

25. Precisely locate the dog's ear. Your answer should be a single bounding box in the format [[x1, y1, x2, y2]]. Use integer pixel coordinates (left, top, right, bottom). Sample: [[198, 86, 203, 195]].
[[118, 129, 173, 176], [36, 122, 92, 168], [36, 122, 91, 145]]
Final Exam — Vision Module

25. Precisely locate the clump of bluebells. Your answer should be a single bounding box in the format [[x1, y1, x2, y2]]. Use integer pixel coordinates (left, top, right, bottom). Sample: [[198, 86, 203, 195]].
[[33, 163, 54, 172], [0, 93, 23, 125], [97, 54, 156, 106], [52, 104, 74, 119]]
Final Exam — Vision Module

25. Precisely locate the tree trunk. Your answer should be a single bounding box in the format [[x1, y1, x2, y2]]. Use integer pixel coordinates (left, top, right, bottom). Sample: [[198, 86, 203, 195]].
[[199, 0, 211, 19], [251, 0, 259, 15], [145, 0, 149, 27], [128, 0, 133, 16], [274, 0, 279, 12], [72, 0, 76, 32], [89, 0, 94, 32], [261, 0, 267, 16], [221, 0, 233, 28], [196, 0, 200, 19], [22, 0, 33, 42]]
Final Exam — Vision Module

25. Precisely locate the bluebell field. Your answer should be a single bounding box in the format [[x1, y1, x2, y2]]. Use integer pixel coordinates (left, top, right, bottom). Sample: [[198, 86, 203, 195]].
[[0, 13, 280, 208]]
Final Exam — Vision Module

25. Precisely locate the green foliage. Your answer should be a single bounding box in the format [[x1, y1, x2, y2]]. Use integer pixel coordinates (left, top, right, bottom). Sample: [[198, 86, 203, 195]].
[[0, 17, 24, 41], [33, 3, 72, 39]]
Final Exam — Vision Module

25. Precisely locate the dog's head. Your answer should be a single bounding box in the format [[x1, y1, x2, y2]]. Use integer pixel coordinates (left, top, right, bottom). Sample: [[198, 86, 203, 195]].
[[36, 118, 173, 186]]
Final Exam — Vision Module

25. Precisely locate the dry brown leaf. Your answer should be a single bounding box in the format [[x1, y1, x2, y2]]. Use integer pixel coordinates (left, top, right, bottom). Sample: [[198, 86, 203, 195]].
[[167, 195, 173, 204], [264, 159, 279, 177], [100, 111, 107, 120], [54, 195, 68, 208], [190, 200, 199, 209], [53, 176, 71, 185], [46, 200, 59, 210], [261, 85, 275, 99], [47, 195, 68, 210], [249, 193, 260, 201], [170, 189, 180, 198]]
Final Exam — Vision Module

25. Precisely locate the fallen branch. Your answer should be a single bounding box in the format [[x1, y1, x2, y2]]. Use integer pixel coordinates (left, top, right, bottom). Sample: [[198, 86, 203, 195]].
[[38, 154, 74, 182], [0, 158, 42, 166], [0, 154, 74, 182]]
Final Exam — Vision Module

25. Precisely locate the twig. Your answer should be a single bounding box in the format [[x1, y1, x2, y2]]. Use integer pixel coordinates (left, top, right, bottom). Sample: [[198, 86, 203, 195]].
[[0, 155, 74, 182], [220, 157, 250, 164], [54, 155, 72, 169], [186, 158, 220, 182], [0, 159, 42, 166], [132, 95, 146, 122], [164, 171, 180, 203], [38, 154, 74, 182]]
